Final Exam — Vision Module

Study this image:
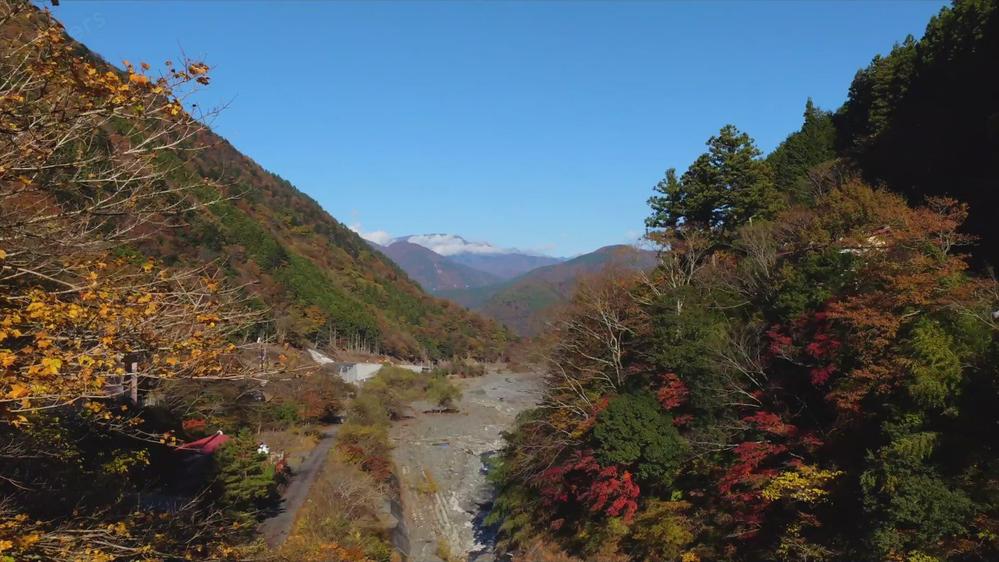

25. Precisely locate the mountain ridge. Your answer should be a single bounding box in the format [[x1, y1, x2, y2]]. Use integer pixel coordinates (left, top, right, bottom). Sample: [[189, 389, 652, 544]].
[[390, 233, 557, 259], [376, 240, 502, 292], [371, 233, 565, 291], [439, 244, 658, 335]]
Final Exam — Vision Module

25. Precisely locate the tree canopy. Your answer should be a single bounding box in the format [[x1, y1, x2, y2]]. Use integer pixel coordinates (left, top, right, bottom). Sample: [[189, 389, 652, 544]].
[[647, 125, 779, 234]]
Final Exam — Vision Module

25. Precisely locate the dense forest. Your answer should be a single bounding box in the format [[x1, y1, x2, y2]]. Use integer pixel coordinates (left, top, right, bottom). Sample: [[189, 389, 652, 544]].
[[488, 1, 999, 561]]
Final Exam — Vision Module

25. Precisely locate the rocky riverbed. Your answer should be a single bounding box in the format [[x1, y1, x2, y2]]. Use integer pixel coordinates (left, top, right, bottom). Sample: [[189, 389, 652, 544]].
[[390, 371, 541, 562]]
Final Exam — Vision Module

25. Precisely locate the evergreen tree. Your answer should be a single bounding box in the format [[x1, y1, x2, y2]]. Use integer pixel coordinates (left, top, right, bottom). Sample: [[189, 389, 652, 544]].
[[834, 0, 999, 266], [766, 99, 837, 201], [213, 430, 277, 515], [647, 125, 779, 234]]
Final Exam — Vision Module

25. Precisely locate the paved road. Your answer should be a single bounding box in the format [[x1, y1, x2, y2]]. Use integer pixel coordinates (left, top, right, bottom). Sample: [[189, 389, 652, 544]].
[[258, 424, 340, 548]]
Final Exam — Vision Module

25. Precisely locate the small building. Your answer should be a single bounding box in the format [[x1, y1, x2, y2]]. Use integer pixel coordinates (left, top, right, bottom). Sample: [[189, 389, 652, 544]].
[[175, 431, 230, 455]]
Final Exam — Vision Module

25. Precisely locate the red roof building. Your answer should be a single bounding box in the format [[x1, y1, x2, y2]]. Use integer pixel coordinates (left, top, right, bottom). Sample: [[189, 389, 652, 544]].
[[174, 431, 230, 455]]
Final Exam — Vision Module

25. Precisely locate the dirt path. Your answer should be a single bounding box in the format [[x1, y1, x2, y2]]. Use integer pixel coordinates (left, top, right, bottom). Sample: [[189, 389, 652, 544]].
[[391, 371, 541, 562], [258, 424, 340, 548]]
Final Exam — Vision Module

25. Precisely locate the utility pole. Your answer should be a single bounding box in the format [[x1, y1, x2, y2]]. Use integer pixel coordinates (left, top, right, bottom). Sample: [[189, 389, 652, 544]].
[[129, 361, 139, 405]]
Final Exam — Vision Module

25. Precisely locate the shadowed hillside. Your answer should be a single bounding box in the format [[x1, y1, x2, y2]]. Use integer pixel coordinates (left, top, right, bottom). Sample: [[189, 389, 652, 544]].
[[441, 245, 657, 336], [376, 240, 501, 293]]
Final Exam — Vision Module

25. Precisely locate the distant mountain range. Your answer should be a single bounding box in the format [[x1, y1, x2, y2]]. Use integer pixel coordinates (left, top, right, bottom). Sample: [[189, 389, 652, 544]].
[[371, 235, 658, 336], [373, 234, 564, 292], [378, 240, 502, 292], [447, 252, 564, 280], [441, 244, 658, 336]]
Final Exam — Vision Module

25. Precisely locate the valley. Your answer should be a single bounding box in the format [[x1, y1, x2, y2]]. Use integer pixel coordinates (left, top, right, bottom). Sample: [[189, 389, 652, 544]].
[[378, 238, 658, 336], [390, 370, 541, 562], [3, 1, 998, 562]]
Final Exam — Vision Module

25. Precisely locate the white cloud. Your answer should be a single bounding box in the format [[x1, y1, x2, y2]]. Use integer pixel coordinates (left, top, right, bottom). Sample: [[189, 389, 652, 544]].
[[401, 234, 511, 256], [349, 223, 393, 246], [348, 229, 557, 257]]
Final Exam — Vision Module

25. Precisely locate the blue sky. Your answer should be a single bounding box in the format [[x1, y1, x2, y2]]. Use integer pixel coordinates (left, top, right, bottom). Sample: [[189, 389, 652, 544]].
[[49, 1, 947, 257]]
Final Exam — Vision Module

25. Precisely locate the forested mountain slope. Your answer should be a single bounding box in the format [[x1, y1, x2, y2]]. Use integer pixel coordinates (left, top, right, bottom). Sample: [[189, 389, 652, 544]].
[[836, 0, 999, 266], [3, 4, 510, 362], [488, 3, 999, 560], [148, 128, 510, 360], [39, 38, 510, 361], [441, 245, 657, 336]]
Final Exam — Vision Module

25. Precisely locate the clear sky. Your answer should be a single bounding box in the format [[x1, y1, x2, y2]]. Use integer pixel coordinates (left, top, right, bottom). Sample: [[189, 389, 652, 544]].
[[49, 1, 947, 257]]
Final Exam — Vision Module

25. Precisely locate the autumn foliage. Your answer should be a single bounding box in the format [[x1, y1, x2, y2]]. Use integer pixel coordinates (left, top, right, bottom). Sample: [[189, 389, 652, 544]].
[[0, 2, 272, 559], [488, 138, 999, 560]]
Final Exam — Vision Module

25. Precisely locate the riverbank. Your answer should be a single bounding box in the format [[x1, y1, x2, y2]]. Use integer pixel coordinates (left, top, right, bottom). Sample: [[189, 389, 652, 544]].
[[390, 371, 541, 562]]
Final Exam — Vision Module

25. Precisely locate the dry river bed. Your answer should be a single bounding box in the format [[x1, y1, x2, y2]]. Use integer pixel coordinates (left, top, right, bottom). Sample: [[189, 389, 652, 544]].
[[390, 371, 542, 562]]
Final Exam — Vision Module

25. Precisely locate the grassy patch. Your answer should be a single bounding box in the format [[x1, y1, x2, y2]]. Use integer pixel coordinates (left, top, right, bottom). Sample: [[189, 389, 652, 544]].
[[278, 451, 396, 562]]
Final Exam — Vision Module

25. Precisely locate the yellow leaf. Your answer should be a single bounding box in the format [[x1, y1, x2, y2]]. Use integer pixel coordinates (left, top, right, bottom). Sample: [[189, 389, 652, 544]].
[[0, 248, 6, 260], [40, 357, 62, 375], [7, 383, 29, 399]]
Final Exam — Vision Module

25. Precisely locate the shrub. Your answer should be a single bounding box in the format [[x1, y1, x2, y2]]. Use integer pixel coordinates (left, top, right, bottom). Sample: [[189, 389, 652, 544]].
[[271, 402, 301, 427], [427, 375, 462, 411], [433, 359, 486, 378], [336, 423, 393, 481]]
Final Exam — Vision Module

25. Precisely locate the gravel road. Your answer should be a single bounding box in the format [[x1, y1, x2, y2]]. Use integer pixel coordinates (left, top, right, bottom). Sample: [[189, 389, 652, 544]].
[[391, 371, 541, 562], [258, 424, 340, 548]]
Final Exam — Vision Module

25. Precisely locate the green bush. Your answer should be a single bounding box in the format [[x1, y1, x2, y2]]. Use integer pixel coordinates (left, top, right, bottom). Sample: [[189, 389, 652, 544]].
[[270, 402, 301, 428], [433, 359, 486, 378], [427, 375, 462, 411], [592, 391, 687, 486]]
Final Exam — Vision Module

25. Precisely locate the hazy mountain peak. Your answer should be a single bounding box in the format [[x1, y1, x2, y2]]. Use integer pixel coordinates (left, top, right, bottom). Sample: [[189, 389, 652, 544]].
[[393, 233, 515, 256]]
